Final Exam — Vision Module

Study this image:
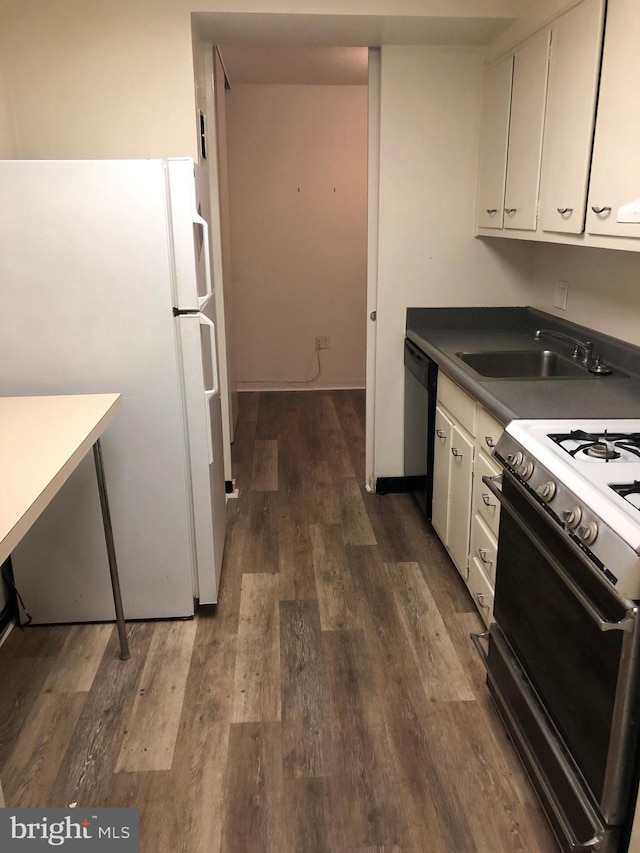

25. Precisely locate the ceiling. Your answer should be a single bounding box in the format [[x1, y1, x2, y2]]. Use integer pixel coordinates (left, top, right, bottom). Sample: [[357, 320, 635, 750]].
[[193, 11, 518, 51], [195, 9, 520, 86]]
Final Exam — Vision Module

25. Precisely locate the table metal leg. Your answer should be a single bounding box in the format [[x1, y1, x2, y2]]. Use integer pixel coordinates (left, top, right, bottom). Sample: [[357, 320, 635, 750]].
[[93, 438, 130, 661]]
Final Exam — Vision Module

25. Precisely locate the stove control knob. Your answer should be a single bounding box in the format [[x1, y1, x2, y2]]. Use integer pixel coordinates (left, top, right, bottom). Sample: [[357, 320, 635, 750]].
[[517, 460, 534, 480], [577, 522, 598, 545], [561, 507, 582, 530], [535, 481, 556, 501], [507, 451, 523, 468]]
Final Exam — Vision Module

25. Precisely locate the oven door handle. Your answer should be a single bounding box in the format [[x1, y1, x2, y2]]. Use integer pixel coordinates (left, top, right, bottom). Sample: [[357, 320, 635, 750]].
[[482, 474, 637, 634]]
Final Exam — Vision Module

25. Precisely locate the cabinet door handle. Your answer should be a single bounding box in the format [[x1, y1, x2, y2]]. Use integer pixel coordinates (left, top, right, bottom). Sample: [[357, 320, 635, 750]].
[[476, 592, 490, 610], [481, 493, 496, 508], [478, 548, 493, 565], [436, 429, 446, 439], [485, 208, 497, 214], [504, 208, 517, 214], [451, 448, 463, 458], [591, 206, 611, 215], [484, 435, 495, 448], [557, 207, 573, 215]]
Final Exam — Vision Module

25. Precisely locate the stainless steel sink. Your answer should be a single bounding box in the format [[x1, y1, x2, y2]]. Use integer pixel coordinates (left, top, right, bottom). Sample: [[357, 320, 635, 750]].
[[456, 349, 593, 379]]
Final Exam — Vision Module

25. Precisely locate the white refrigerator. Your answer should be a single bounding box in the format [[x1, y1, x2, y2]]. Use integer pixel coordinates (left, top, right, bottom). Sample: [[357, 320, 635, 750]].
[[0, 158, 227, 622]]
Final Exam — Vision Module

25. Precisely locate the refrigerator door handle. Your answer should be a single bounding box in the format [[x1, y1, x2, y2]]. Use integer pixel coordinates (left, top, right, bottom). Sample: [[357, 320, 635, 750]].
[[199, 313, 219, 464], [194, 212, 213, 310]]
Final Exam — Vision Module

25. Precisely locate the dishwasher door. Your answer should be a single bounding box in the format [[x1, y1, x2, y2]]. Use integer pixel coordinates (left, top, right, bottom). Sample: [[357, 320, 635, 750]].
[[404, 339, 438, 519]]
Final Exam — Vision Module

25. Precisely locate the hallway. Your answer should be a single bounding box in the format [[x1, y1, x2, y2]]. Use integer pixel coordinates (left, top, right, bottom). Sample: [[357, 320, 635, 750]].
[[0, 390, 558, 851]]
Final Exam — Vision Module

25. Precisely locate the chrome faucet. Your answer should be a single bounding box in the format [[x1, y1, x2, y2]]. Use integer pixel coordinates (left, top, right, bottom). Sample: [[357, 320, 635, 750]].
[[534, 329, 593, 366]]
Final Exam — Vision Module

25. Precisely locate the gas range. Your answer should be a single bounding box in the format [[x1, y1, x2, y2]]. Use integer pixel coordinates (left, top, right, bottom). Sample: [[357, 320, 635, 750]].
[[494, 419, 640, 599]]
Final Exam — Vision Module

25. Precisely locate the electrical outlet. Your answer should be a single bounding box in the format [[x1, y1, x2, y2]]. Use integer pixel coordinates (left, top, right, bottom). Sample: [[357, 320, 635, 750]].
[[316, 335, 330, 350], [554, 280, 569, 311]]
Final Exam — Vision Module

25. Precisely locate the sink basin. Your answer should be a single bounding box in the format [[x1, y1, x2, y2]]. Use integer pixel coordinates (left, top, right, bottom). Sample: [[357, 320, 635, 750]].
[[456, 349, 592, 379]]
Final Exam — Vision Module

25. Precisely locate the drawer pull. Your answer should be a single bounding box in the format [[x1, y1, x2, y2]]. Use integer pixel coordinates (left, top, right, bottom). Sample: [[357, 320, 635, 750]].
[[556, 207, 573, 215], [436, 429, 446, 439], [481, 493, 496, 508], [504, 208, 517, 215], [591, 206, 611, 215], [476, 592, 490, 610], [478, 548, 493, 565], [451, 448, 463, 458], [484, 435, 495, 448], [485, 208, 497, 214]]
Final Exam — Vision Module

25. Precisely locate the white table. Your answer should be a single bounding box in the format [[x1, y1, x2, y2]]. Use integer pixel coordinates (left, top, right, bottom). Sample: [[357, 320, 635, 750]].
[[0, 394, 129, 660]]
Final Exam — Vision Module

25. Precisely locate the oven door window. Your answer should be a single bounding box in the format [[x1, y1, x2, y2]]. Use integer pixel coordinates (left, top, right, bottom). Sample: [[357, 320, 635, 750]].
[[494, 477, 633, 811]]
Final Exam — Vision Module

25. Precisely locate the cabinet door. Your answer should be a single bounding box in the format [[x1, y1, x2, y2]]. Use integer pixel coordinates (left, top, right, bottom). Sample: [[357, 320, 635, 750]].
[[448, 424, 474, 576], [476, 56, 513, 230], [539, 0, 605, 234], [432, 406, 452, 544], [504, 29, 551, 231], [587, 0, 640, 237]]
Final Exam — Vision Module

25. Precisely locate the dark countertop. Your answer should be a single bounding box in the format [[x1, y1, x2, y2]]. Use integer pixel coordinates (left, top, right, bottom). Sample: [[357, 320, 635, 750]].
[[406, 307, 640, 425]]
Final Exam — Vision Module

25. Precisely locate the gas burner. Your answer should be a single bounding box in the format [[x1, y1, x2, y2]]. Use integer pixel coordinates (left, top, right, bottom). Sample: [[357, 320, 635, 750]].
[[549, 430, 640, 462], [586, 442, 620, 460]]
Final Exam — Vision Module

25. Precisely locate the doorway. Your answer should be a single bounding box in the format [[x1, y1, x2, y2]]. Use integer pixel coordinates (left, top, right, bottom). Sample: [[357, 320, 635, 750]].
[[219, 46, 369, 399]]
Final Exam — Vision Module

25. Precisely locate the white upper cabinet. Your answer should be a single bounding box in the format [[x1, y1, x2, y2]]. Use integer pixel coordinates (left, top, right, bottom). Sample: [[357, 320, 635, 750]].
[[476, 56, 513, 230], [538, 0, 606, 234], [503, 29, 551, 232], [587, 0, 640, 238]]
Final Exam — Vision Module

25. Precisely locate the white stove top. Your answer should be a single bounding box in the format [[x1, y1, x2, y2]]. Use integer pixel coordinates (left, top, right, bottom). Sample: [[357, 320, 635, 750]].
[[506, 419, 640, 553]]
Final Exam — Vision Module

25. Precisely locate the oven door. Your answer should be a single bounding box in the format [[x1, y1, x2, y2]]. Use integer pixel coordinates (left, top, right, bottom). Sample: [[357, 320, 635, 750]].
[[476, 473, 640, 847]]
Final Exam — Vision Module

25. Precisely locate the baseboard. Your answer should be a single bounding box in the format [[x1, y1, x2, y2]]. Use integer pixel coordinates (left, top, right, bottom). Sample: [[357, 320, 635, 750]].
[[376, 476, 422, 495], [237, 382, 365, 392]]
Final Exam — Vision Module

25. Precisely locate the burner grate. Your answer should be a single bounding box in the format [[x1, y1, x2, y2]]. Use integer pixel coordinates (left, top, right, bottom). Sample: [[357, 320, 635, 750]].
[[611, 480, 640, 512], [549, 430, 640, 461]]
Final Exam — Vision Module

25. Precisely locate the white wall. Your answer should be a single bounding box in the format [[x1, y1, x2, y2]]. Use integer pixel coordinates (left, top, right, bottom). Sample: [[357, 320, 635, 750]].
[[374, 45, 533, 477], [526, 243, 640, 346], [0, 0, 198, 159], [226, 84, 368, 389], [0, 0, 519, 160]]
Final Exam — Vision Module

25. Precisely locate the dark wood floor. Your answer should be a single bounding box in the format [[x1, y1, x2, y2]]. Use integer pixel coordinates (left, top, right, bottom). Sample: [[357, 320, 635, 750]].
[[0, 390, 559, 852]]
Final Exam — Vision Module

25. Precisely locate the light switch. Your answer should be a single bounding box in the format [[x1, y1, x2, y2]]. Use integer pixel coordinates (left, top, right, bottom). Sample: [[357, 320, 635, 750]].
[[554, 281, 568, 311]]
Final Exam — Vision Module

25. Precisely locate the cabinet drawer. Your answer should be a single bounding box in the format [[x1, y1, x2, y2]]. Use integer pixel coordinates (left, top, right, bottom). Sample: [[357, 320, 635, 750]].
[[470, 513, 498, 583], [468, 556, 495, 628], [476, 407, 503, 455], [473, 451, 501, 537], [437, 374, 476, 436]]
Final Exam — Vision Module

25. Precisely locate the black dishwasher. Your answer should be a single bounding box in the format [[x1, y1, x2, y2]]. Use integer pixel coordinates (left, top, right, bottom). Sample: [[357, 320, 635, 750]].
[[404, 338, 438, 519]]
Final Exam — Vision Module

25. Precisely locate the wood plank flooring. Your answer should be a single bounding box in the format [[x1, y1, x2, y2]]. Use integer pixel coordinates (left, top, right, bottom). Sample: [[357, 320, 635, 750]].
[[0, 390, 559, 852]]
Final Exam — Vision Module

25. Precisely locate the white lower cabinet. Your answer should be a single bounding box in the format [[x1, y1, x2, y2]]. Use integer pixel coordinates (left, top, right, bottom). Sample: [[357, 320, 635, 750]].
[[433, 374, 503, 623], [468, 556, 495, 628], [432, 406, 453, 545], [448, 425, 474, 575], [470, 513, 497, 585]]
